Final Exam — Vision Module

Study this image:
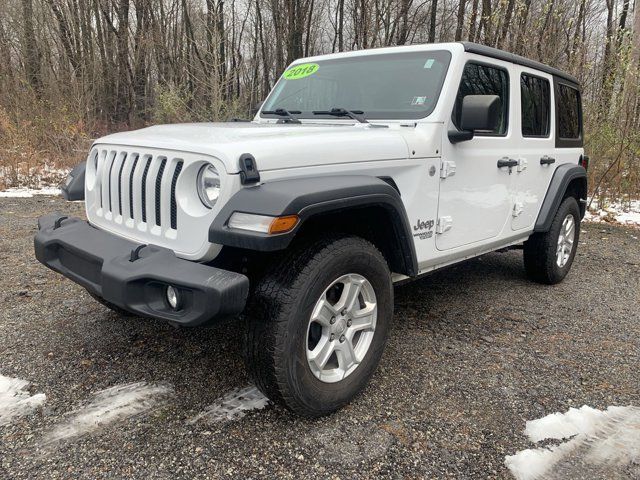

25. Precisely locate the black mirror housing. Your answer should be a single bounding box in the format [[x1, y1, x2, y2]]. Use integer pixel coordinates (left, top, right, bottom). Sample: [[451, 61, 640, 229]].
[[460, 95, 501, 132]]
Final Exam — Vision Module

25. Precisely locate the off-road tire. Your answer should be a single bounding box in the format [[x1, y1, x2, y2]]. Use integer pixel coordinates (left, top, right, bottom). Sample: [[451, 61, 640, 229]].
[[243, 235, 393, 417], [523, 196, 581, 285], [88, 291, 134, 317]]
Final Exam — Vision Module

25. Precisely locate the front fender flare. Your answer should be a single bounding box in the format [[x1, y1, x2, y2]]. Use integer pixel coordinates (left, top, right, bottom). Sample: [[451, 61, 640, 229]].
[[209, 175, 418, 276]]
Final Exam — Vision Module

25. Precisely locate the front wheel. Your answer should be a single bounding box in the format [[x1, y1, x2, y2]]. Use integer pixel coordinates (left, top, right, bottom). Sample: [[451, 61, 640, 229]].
[[243, 236, 393, 417], [523, 196, 581, 284]]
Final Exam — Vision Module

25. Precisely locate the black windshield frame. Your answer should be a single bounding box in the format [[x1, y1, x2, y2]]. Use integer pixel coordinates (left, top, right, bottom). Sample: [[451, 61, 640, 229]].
[[261, 50, 452, 121]]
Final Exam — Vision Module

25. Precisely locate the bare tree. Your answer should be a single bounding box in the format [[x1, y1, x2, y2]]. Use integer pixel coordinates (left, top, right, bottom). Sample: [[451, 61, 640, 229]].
[[0, 0, 638, 201]]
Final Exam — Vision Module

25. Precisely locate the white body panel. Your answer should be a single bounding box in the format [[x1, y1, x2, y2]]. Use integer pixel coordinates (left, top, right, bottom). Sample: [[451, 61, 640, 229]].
[[83, 42, 583, 277]]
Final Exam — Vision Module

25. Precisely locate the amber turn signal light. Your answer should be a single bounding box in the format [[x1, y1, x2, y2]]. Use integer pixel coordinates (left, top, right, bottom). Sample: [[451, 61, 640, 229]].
[[268, 215, 299, 234]]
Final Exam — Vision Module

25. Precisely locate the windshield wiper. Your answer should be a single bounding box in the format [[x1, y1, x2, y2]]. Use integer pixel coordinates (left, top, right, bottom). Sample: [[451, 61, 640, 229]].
[[312, 107, 368, 123], [261, 108, 302, 124]]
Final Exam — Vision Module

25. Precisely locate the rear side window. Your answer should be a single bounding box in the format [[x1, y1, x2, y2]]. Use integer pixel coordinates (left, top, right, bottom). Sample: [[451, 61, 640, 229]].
[[521, 74, 550, 137], [557, 84, 581, 139], [453, 63, 509, 135]]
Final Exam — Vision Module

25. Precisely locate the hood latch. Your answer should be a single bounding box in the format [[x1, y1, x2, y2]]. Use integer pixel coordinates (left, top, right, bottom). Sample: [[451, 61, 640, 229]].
[[239, 153, 261, 185]]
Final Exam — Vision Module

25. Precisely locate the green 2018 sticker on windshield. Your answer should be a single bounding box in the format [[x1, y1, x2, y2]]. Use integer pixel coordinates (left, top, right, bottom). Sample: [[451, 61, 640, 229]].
[[283, 63, 319, 80]]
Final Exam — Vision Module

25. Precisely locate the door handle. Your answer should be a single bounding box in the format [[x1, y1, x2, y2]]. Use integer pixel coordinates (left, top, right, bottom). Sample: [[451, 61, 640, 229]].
[[497, 158, 518, 168], [540, 156, 556, 165]]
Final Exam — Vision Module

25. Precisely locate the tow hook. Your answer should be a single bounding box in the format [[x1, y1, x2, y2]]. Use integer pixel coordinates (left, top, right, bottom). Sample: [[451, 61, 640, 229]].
[[129, 244, 147, 262]]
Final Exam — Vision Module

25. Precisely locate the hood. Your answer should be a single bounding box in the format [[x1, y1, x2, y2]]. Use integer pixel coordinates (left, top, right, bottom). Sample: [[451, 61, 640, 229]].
[[94, 122, 416, 174]]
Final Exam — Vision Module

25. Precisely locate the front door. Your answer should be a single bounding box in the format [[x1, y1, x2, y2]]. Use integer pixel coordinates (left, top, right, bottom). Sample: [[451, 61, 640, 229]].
[[436, 60, 516, 251]]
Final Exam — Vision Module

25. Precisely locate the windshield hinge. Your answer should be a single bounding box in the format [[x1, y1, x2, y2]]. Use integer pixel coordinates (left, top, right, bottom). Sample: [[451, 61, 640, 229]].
[[440, 161, 456, 179]]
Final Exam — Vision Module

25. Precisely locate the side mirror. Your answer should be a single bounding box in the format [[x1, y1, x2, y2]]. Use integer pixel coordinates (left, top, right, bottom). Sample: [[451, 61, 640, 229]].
[[251, 101, 264, 116], [448, 95, 502, 144]]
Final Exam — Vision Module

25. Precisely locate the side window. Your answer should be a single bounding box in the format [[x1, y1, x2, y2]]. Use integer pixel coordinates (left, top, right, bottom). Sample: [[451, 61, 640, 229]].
[[453, 63, 509, 135], [521, 74, 551, 137], [557, 84, 581, 139]]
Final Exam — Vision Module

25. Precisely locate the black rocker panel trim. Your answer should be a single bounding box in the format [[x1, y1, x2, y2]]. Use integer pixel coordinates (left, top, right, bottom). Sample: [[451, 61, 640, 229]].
[[534, 163, 587, 232], [209, 175, 418, 276]]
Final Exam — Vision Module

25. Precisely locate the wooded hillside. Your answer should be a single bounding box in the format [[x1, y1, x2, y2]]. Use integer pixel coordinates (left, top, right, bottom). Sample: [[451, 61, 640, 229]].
[[0, 0, 638, 202]]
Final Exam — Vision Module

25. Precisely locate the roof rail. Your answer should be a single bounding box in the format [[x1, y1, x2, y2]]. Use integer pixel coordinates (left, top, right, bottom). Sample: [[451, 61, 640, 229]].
[[459, 42, 579, 86]]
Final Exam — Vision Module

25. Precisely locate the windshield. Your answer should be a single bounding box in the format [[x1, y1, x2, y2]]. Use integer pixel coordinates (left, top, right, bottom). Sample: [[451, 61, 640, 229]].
[[261, 50, 451, 120]]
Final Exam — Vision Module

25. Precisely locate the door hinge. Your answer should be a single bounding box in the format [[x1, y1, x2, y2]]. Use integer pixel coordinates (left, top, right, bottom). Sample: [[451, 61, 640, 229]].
[[436, 216, 453, 234], [512, 202, 524, 217], [440, 161, 456, 179], [517, 158, 528, 173]]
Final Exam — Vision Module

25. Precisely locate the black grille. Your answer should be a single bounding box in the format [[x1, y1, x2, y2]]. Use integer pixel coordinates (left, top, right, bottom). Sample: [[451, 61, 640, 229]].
[[155, 158, 167, 226], [107, 152, 116, 212], [128, 154, 139, 219], [96, 150, 185, 231], [117, 153, 127, 216], [141, 157, 152, 223], [170, 161, 183, 230]]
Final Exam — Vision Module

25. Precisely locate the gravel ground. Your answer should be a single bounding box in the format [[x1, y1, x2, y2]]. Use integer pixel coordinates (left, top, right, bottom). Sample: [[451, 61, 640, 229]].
[[1, 196, 639, 479]]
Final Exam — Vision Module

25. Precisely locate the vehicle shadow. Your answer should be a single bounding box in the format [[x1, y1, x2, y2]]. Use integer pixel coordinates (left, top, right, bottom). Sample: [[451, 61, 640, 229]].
[[39, 249, 528, 417], [41, 286, 248, 413]]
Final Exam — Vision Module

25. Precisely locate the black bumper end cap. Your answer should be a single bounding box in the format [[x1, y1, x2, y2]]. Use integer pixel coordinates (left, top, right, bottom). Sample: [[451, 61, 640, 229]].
[[61, 161, 86, 201]]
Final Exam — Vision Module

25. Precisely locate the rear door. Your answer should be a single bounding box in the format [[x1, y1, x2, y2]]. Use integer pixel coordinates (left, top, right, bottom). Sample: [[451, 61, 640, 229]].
[[436, 59, 515, 251], [511, 73, 584, 231], [511, 69, 555, 231]]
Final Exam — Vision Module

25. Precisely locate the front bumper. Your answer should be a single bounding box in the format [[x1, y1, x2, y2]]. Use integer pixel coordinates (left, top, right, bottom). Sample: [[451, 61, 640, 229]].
[[34, 213, 249, 326]]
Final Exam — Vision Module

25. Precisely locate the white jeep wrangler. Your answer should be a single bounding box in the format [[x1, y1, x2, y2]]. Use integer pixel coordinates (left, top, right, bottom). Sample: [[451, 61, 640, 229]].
[[35, 42, 588, 417]]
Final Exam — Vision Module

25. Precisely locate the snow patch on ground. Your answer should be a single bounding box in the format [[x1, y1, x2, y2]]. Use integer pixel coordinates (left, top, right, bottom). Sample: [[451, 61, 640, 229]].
[[0, 163, 67, 196], [0, 186, 62, 198], [585, 199, 640, 227], [41, 382, 173, 445], [0, 374, 46, 426], [188, 386, 270, 424], [505, 405, 640, 480], [0, 164, 69, 190]]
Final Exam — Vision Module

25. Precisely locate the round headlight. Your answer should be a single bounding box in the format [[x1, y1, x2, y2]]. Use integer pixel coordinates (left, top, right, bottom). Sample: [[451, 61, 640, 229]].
[[197, 164, 221, 209]]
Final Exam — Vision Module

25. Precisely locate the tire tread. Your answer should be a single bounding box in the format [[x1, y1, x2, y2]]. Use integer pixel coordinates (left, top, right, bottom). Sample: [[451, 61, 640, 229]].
[[524, 196, 580, 285], [243, 235, 389, 416]]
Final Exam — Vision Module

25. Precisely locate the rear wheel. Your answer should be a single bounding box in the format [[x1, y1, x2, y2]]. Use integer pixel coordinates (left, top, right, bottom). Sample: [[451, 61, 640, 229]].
[[243, 235, 393, 417], [523, 196, 581, 284]]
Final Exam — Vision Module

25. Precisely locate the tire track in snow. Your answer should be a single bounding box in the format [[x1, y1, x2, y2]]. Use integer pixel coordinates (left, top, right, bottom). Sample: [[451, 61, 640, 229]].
[[0, 374, 46, 425], [40, 382, 173, 446], [188, 385, 270, 424], [505, 405, 640, 480]]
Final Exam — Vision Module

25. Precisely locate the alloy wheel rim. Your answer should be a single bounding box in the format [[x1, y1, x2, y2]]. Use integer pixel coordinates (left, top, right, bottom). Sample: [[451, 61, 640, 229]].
[[556, 214, 576, 268], [306, 273, 377, 383]]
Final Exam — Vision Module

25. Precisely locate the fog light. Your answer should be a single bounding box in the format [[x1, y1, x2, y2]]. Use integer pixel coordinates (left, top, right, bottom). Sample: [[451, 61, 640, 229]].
[[166, 285, 181, 310]]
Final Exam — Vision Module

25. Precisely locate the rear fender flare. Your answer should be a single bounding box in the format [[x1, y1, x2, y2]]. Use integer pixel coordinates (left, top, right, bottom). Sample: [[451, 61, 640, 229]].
[[534, 163, 587, 232]]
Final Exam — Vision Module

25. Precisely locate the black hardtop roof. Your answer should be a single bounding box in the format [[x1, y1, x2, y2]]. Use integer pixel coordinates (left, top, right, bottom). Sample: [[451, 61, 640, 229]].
[[460, 42, 579, 86]]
